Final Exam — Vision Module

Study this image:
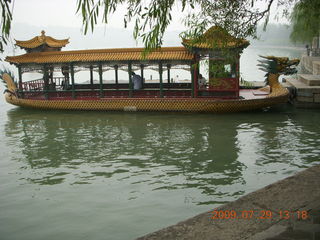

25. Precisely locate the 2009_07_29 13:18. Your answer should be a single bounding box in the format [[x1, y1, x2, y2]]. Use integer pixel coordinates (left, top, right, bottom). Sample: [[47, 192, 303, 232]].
[[211, 210, 309, 220]]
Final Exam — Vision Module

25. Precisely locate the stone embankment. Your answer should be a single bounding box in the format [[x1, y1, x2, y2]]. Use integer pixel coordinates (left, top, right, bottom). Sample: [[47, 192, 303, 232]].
[[136, 165, 320, 240], [282, 53, 320, 108]]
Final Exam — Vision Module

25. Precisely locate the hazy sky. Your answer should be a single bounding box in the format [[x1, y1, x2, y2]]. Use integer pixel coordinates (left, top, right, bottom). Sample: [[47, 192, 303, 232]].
[[11, 0, 287, 31], [11, 0, 187, 31]]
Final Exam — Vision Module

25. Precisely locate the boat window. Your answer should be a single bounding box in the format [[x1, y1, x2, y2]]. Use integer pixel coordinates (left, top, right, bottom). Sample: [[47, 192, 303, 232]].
[[117, 68, 129, 83], [209, 61, 236, 79]]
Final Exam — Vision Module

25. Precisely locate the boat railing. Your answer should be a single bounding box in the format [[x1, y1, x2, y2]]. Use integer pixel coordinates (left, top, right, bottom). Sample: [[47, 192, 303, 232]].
[[21, 80, 192, 90], [21, 87, 194, 99], [52, 77, 66, 88], [18, 78, 243, 99], [22, 79, 45, 91], [19, 80, 194, 98], [21, 77, 67, 91]]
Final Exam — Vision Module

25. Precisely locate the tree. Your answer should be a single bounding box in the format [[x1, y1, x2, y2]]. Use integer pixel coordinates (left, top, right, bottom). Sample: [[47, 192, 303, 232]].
[[0, 0, 12, 52], [290, 0, 320, 44], [0, 0, 298, 53]]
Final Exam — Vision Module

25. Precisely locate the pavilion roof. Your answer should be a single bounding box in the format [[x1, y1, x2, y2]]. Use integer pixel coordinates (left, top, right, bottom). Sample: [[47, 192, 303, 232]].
[[182, 26, 249, 50], [6, 47, 194, 65], [15, 30, 69, 49]]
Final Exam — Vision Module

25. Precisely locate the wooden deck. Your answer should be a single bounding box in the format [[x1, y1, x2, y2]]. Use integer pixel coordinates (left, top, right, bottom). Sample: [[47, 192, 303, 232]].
[[239, 89, 269, 100]]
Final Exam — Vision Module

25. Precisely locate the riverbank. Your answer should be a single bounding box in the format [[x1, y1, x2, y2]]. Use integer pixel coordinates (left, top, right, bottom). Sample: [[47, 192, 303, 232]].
[[136, 164, 320, 240]]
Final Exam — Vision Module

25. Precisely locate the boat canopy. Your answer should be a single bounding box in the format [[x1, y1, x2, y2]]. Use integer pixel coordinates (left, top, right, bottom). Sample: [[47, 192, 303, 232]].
[[6, 47, 193, 66]]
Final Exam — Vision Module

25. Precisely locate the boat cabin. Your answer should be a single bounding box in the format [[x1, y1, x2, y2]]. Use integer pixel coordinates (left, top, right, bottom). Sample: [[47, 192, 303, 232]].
[[5, 27, 249, 101]]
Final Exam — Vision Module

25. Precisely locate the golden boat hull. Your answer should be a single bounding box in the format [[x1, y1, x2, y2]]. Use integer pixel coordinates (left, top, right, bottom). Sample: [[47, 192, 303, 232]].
[[5, 87, 289, 113]]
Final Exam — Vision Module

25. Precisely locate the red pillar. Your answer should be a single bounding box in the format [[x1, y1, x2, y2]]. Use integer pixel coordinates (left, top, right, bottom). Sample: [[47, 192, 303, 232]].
[[193, 54, 200, 98]]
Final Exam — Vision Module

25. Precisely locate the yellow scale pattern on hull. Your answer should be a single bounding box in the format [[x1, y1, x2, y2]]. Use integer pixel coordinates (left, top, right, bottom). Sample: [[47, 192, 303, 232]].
[[5, 87, 289, 113]]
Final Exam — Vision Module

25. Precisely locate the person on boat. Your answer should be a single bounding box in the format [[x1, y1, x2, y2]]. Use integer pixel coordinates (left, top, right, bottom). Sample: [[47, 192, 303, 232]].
[[173, 75, 179, 83], [198, 74, 207, 88], [131, 72, 142, 90]]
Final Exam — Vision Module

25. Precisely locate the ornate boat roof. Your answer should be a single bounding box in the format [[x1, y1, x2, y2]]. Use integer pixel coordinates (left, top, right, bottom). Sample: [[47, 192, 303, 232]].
[[182, 26, 249, 50], [15, 30, 69, 51], [6, 47, 194, 65]]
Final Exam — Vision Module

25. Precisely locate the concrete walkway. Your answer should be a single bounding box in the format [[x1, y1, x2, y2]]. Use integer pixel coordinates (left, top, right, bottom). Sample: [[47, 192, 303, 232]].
[[136, 165, 320, 240]]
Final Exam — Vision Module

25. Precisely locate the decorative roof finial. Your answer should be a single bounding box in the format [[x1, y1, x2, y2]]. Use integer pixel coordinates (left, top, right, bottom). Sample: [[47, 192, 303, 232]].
[[39, 30, 46, 42]]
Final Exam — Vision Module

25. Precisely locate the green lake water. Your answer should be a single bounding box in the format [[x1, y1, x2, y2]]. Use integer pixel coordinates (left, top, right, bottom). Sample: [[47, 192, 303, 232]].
[[0, 46, 319, 240]]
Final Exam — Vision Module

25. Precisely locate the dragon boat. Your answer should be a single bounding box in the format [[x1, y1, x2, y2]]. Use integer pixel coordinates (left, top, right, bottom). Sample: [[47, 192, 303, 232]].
[[2, 27, 299, 113]]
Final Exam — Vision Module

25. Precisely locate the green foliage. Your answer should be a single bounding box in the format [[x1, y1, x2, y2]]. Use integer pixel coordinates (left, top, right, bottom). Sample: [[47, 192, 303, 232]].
[[181, 0, 275, 40], [0, 0, 12, 53], [76, 0, 292, 51], [290, 0, 320, 44]]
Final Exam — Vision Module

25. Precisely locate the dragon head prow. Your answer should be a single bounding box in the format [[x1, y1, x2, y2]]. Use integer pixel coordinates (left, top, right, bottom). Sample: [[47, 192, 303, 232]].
[[0, 70, 17, 93], [257, 55, 300, 75]]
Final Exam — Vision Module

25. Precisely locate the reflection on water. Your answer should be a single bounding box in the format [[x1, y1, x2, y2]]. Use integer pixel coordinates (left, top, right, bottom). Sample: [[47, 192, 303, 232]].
[[4, 107, 320, 199], [5, 109, 245, 197], [2, 106, 320, 240]]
